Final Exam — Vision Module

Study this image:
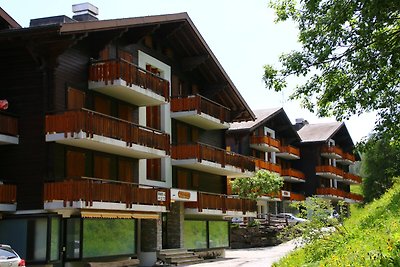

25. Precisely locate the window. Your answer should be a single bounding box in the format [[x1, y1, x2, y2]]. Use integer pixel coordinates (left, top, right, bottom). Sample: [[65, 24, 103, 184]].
[[209, 221, 229, 248], [0, 216, 61, 263], [65, 218, 81, 259], [183, 220, 229, 250], [183, 221, 207, 249], [82, 219, 135, 258]]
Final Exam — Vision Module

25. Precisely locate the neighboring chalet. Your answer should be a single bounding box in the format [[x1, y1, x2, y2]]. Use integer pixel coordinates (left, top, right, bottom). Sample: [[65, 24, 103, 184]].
[[0, 4, 257, 267], [226, 108, 305, 215], [295, 119, 363, 205]]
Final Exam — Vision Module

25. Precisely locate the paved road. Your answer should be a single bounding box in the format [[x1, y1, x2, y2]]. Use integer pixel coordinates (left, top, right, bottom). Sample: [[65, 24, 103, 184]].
[[185, 240, 299, 267]]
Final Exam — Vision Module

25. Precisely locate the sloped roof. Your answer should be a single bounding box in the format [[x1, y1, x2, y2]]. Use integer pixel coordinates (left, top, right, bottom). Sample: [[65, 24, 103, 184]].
[[297, 122, 344, 143], [229, 107, 282, 131], [58, 12, 255, 122], [0, 12, 255, 122], [0, 7, 21, 29]]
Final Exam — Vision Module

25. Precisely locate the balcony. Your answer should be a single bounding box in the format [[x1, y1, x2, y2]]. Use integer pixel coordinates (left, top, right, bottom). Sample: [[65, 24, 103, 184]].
[[321, 145, 343, 159], [316, 165, 344, 181], [250, 135, 280, 153], [171, 143, 255, 177], [336, 152, 356, 165], [45, 109, 170, 159], [288, 192, 306, 201], [89, 59, 169, 106], [254, 159, 281, 174], [184, 191, 257, 217], [171, 95, 230, 130], [345, 192, 364, 203], [0, 184, 17, 211], [281, 168, 306, 183], [44, 178, 170, 213], [343, 172, 362, 185], [276, 145, 300, 160], [316, 187, 363, 203], [0, 113, 18, 145]]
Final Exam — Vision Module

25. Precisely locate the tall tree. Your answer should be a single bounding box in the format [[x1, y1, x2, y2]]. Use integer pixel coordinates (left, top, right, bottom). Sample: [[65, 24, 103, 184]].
[[360, 137, 400, 202], [264, 0, 400, 143]]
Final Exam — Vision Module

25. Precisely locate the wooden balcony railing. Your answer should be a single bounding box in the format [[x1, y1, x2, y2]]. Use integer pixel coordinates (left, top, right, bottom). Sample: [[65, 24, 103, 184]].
[[171, 143, 255, 172], [316, 187, 347, 198], [267, 191, 305, 201], [281, 168, 306, 181], [0, 184, 16, 204], [316, 187, 363, 202], [171, 94, 231, 123], [346, 192, 364, 202], [44, 178, 170, 209], [342, 152, 356, 163], [344, 172, 362, 184], [321, 145, 343, 157], [254, 159, 281, 173], [316, 165, 344, 177], [290, 192, 306, 201], [279, 145, 300, 157], [185, 192, 256, 214], [0, 113, 18, 136], [45, 108, 170, 153], [250, 135, 281, 149], [89, 58, 169, 101]]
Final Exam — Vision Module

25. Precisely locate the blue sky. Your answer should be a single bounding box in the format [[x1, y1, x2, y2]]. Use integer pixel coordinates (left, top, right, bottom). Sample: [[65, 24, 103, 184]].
[[1, 0, 376, 142]]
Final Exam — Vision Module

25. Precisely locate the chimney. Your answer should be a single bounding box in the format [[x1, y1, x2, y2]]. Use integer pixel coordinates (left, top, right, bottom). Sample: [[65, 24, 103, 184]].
[[294, 118, 309, 130], [72, 3, 99, 21]]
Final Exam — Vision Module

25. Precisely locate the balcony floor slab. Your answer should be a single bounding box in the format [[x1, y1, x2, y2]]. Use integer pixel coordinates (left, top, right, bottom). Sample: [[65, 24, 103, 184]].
[[46, 131, 167, 159]]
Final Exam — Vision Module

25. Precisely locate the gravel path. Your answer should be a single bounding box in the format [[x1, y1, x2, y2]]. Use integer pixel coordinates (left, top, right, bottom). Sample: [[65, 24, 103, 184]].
[[184, 240, 299, 267]]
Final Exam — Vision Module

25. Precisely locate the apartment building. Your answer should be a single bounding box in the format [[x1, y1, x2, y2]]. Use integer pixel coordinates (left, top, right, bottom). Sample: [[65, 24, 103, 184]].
[[226, 109, 363, 216], [226, 108, 306, 215], [295, 119, 363, 205], [0, 4, 258, 266]]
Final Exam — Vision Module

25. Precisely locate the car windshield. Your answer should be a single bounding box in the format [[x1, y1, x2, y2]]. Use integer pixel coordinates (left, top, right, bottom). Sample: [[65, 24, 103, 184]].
[[0, 247, 17, 259]]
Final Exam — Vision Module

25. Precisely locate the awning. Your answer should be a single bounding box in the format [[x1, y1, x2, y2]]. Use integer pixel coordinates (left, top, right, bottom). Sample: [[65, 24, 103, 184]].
[[81, 211, 160, 220]]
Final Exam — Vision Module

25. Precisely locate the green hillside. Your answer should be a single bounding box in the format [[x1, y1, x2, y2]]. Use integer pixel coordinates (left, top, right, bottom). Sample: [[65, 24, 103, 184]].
[[274, 182, 400, 266]]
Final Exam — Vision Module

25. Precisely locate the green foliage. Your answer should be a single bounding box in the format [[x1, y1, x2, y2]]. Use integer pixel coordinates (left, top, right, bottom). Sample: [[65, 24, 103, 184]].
[[274, 180, 400, 266], [230, 170, 283, 200], [360, 137, 400, 202], [265, 0, 400, 143], [280, 197, 345, 244]]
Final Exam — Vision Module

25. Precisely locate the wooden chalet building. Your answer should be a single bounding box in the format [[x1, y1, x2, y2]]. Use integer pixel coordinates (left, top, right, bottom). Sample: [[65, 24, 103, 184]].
[[295, 119, 363, 205], [0, 3, 258, 267], [226, 108, 306, 215]]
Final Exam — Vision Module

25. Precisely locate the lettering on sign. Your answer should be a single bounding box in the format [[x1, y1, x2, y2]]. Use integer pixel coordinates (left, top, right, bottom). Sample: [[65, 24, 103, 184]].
[[177, 191, 191, 200], [157, 191, 166, 202]]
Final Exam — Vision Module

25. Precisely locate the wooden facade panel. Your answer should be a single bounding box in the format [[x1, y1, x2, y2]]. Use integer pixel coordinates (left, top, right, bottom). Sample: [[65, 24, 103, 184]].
[[55, 48, 90, 111], [66, 150, 86, 179]]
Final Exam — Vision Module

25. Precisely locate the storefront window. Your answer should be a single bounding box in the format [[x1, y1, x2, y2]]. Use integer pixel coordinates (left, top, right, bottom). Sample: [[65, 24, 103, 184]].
[[82, 219, 135, 258], [209, 221, 229, 248], [183, 220, 207, 249], [50, 217, 60, 261], [0, 216, 60, 263], [66, 218, 81, 259]]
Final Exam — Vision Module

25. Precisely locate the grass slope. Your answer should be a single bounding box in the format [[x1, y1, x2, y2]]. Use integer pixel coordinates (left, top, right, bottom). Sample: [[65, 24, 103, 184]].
[[274, 182, 400, 266]]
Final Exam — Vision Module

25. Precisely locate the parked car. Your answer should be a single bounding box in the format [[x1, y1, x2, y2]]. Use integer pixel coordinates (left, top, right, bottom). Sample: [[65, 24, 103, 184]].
[[278, 213, 308, 225], [0, 244, 25, 267]]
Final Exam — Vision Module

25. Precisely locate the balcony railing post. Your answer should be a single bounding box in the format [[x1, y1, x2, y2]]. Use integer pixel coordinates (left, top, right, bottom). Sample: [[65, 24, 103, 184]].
[[197, 191, 203, 212]]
